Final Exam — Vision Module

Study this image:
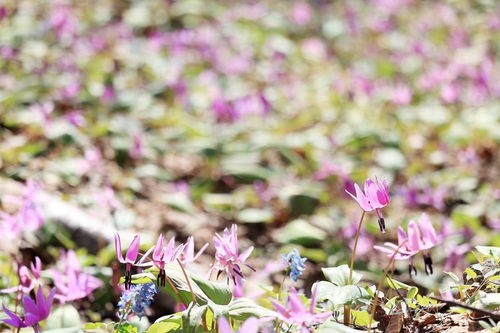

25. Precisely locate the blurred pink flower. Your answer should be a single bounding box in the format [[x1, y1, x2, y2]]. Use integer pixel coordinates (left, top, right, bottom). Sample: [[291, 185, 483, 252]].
[[210, 225, 254, 286], [129, 133, 144, 159], [440, 82, 460, 104], [212, 97, 240, 124], [346, 177, 390, 232], [290, 1, 312, 25], [59, 82, 80, 100], [375, 213, 444, 276], [270, 286, 332, 332], [392, 83, 412, 106], [78, 147, 102, 175], [66, 110, 86, 127], [179, 236, 208, 264], [51, 250, 103, 303], [218, 317, 259, 333], [101, 85, 116, 104], [1, 257, 41, 295]]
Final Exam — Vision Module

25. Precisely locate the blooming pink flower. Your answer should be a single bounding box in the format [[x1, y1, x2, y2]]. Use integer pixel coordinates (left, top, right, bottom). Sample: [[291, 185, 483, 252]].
[[146, 235, 185, 287], [218, 316, 259, 333], [1, 257, 41, 295], [270, 286, 332, 332], [210, 225, 254, 286], [115, 234, 141, 289], [51, 250, 103, 303], [2, 287, 55, 332], [346, 177, 390, 232], [375, 214, 444, 276], [179, 236, 208, 264]]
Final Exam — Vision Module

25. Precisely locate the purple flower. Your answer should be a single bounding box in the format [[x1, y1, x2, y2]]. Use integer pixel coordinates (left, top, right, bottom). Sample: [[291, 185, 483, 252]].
[[218, 317, 259, 333], [66, 110, 86, 127], [147, 235, 184, 287], [2, 288, 55, 331], [346, 177, 390, 232], [211, 97, 240, 124], [210, 225, 254, 286], [1, 257, 41, 295], [375, 214, 444, 276], [115, 234, 141, 289], [270, 286, 332, 332]]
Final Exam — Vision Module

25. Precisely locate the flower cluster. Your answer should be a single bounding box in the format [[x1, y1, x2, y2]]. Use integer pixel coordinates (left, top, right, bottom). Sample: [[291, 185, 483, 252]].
[[282, 249, 307, 282], [117, 282, 158, 320]]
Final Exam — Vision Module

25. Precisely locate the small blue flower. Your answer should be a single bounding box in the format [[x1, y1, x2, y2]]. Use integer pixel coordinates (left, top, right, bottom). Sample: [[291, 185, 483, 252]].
[[117, 282, 158, 320], [282, 249, 307, 282]]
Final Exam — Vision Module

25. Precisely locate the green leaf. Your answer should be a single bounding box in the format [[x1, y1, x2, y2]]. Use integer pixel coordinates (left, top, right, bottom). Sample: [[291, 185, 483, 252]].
[[288, 194, 320, 217], [465, 268, 478, 280], [317, 320, 366, 333], [228, 298, 277, 320], [275, 219, 327, 245], [322, 265, 362, 286], [147, 322, 181, 333], [476, 293, 500, 309], [237, 208, 273, 224], [182, 303, 208, 333], [115, 323, 138, 333], [314, 281, 371, 307], [191, 274, 233, 305], [475, 246, 500, 260], [351, 310, 372, 327], [407, 287, 419, 299], [120, 272, 156, 285], [46, 305, 82, 329], [444, 271, 460, 282]]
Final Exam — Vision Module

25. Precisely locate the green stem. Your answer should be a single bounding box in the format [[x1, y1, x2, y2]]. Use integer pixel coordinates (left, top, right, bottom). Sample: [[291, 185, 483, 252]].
[[345, 210, 366, 326]]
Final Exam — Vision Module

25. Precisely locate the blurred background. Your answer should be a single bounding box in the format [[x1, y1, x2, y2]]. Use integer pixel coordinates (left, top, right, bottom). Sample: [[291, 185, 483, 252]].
[[0, 0, 499, 325]]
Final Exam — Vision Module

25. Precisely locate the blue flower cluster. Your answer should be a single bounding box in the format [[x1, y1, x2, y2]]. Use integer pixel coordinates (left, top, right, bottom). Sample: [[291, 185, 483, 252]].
[[282, 249, 307, 282], [117, 282, 158, 320]]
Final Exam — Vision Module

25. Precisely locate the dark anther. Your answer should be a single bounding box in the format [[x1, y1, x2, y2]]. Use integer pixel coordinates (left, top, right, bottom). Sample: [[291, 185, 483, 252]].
[[378, 218, 386, 233], [157, 269, 166, 287], [233, 266, 244, 278], [125, 270, 132, 290], [245, 263, 256, 272], [216, 270, 223, 281], [423, 254, 433, 275], [409, 263, 417, 278]]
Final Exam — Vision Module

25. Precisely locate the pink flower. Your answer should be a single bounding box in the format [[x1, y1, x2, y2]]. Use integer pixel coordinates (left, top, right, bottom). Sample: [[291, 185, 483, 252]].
[[128, 133, 144, 159], [391, 83, 412, 106], [218, 317, 259, 333], [210, 225, 254, 286], [2, 287, 55, 331], [375, 214, 444, 276], [290, 1, 312, 25], [270, 286, 332, 332], [212, 97, 240, 124], [145, 235, 185, 287], [115, 234, 141, 289], [1, 257, 41, 295], [51, 250, 103, 303], [3, 180, 44, 232], [66, 110, 86, 127], [346, 177, 390, 232], [179, 236, 208, 264]]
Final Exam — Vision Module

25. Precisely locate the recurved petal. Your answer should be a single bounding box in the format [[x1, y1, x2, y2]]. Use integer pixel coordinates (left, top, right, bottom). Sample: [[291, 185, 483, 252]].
[[114, 233, 125, 263], [125, 235, 140, 264]]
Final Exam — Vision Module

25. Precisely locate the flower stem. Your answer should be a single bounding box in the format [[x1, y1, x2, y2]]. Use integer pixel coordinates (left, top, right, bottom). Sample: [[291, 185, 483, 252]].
[[345, 210, 366, 326]]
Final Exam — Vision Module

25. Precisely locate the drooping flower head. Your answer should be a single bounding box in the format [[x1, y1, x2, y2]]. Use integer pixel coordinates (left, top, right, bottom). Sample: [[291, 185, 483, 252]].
[[270, 286, 332, 332], [374, 213, 443, 276], [115, 234, 141, 289], [346, 176, 390, 232], [117, 282, 157, 320], [211, 225, 254, 286], [2, 287, 55, 332], [148, 235, 184, 287], [282, 249, 307, 282]]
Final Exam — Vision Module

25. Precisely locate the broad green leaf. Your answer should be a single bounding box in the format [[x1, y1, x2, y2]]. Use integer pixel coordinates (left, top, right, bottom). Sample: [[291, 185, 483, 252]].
[[228, 298, 277, 320], [465, 268, 477, 280], [314, 281, 371, 307], [475, 246, 500, 260], [317, 320, 366, 332], [444, 271, 460, 282], [46, 305, 82, 329], [322, 265, 362, 286], [351, 310, 372, 326], [237, 208, 273, 223], [147, 322, 181, 333], [275, 219, 327, 245], [191, 274, 233, 305], [182, 303, 208, 333], [120, 272, 156, 285]]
